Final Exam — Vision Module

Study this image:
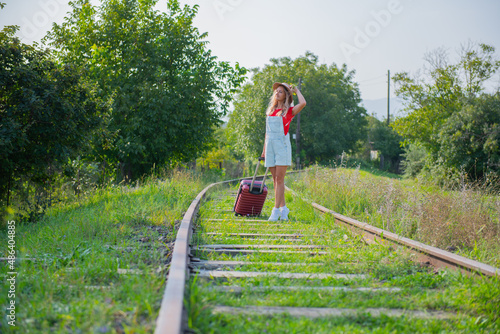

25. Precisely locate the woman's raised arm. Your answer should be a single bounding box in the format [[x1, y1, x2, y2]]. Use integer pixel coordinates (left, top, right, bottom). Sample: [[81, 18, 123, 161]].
[[291, 86, 306, 116]]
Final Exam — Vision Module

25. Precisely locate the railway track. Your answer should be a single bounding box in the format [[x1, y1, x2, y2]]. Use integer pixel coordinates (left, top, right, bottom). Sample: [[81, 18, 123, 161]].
[[155, 174, 500, 333]]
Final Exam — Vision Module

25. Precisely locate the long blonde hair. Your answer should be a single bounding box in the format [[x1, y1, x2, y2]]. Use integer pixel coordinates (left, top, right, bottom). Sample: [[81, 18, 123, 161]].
[[266, 85, 292, 117]]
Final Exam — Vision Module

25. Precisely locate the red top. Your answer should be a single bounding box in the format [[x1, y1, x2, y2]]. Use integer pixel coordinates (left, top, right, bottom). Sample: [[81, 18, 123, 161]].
[[270, 107, 294, 135]]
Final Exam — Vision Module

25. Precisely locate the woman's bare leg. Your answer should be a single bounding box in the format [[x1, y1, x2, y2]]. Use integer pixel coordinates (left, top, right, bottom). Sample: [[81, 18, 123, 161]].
[[273, 165, 287, 208], [269, 167, 276, 206]]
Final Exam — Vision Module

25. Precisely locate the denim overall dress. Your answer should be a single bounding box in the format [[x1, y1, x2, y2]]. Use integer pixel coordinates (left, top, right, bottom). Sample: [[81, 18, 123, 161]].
[[264, 116, 292, 167]]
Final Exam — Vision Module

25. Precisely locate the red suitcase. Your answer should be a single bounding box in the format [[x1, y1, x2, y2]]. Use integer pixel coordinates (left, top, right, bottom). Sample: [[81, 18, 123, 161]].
[[233, 158, 269, 216]]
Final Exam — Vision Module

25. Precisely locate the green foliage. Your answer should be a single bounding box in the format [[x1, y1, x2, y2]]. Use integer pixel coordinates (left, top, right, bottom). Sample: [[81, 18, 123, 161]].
[[400, 143, 427, 178], [0, 24, 104, 206], [194, 126, 247, 179], [392, 42, 500, 181], [63, 157, 103, 196], [45, 0, 246, 179], [226, 52, 367, 163], [438, 94, 500, 179], [367, 117, 403, 161], [366, 116, 403, 173], [0, 171, 203, 331]]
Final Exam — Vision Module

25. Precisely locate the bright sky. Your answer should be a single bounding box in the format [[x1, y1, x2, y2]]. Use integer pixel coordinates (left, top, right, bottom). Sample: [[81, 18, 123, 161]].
[[2, 0, 500, 101]]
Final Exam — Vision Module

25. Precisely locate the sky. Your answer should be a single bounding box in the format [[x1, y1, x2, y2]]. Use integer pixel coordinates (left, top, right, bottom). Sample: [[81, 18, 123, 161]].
[[2, 0, 500, 116]]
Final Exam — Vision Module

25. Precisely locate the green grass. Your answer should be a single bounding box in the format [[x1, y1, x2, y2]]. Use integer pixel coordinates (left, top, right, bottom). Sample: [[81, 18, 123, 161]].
[[189, 312, 496, 334], [2, 168, 499, 333], [358, 165, 403, 180], [187, 181, 500, 333], [0, 172, 204, 333], [288, 166, 500, 268]]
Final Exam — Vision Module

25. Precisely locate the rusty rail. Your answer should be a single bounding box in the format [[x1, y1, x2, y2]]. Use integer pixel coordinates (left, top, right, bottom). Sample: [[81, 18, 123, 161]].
[[154, 173, 274, 334], [309, 202, 499, 277]]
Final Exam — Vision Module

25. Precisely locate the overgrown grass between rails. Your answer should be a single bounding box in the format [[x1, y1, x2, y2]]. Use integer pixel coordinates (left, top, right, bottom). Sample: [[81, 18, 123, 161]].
[[187, 311, 498, 334], [288, 166, 500, 268], [0, 171, 205, 333], [198, 281, 458, 310]]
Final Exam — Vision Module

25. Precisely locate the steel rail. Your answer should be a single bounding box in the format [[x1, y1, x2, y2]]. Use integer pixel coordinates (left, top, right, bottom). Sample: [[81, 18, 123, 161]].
[[154, 183, 210, 334], [154, 173, 275, 334], [310, 202, 500, 277]]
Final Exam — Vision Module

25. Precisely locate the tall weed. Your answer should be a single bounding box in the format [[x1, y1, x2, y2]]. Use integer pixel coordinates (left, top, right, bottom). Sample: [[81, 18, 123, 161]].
[[290, 166, 500, 267]]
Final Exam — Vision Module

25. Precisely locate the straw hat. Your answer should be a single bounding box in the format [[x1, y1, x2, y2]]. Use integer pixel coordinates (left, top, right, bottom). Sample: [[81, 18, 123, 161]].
[[272, 82, 293, 105]]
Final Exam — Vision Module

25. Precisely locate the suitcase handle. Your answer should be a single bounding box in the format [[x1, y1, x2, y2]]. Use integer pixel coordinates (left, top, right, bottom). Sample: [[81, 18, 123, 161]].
[[250, 158, 269, 193]]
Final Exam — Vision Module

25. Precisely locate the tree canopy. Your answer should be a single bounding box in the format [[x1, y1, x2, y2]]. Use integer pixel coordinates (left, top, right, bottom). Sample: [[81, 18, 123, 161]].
[[366, 116, 403, 172], [0, 24, 103, 201], [45, 0, 246, 178], [226, 53, 367, 164], [392, 42, 500, 180], [437, 94, 500, 178]]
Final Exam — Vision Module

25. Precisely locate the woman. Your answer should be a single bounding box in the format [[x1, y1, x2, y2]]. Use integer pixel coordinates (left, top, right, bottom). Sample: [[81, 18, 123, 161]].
[[261, 82, 306, 221]]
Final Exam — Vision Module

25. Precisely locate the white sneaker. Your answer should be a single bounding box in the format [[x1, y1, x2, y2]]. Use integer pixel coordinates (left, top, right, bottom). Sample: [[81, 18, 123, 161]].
[[280, 207, 290, 220], [268, 208, 281, 221]]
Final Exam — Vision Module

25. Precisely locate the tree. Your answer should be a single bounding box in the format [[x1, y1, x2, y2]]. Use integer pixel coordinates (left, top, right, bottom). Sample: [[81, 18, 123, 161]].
[[45, 0, 246, 179], [438, 93, 500, 179], [226, 53, 367, 164], [392, 42, 500, 180], [0, 24, 103, 205], [367, 116, 403, 173]]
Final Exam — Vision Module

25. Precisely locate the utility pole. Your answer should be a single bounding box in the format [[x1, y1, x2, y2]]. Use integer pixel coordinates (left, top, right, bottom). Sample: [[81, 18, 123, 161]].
[[387, 70, 390, 125], [295, 78, 302, 170]]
